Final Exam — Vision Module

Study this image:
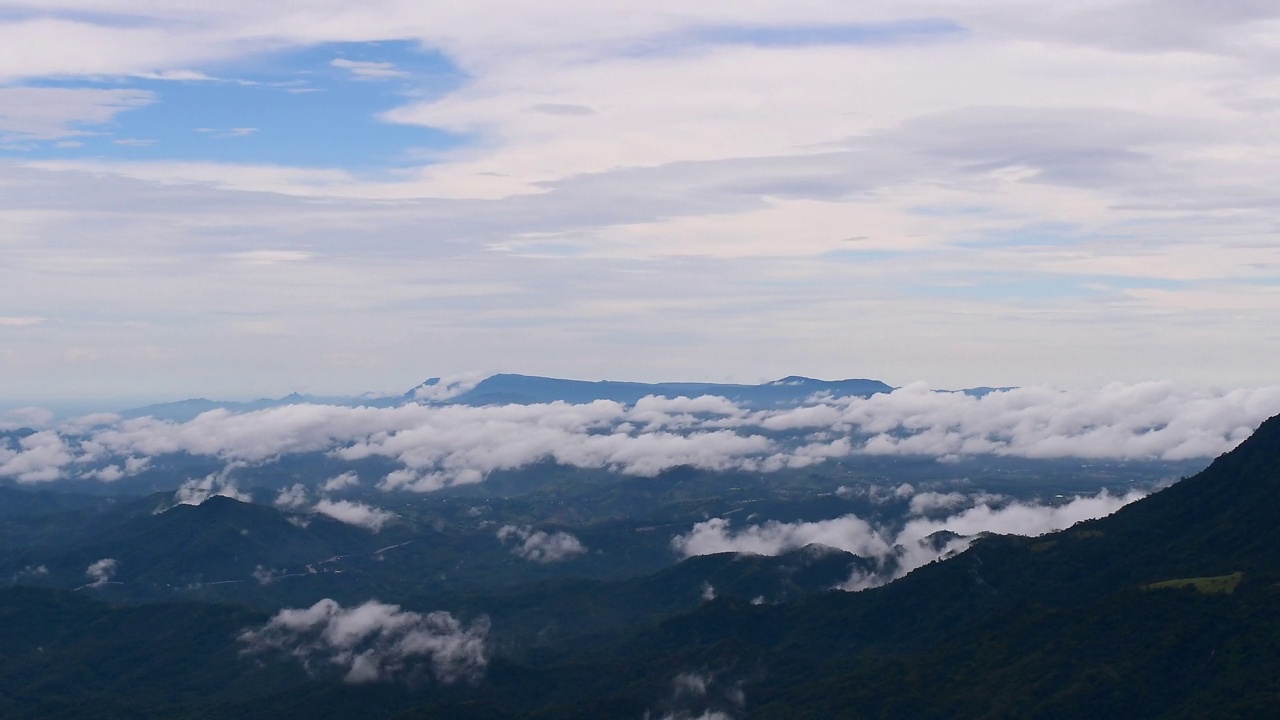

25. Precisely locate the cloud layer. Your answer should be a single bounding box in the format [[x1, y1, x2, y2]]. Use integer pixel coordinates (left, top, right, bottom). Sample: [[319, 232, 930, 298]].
[[672, 488, 1146, 589], [239, 598, 489, 684], [5, 383, 1277, 488]]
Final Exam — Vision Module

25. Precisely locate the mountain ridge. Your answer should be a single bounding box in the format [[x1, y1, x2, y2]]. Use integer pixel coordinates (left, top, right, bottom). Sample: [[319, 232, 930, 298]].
[[121, 373, 906, 422]]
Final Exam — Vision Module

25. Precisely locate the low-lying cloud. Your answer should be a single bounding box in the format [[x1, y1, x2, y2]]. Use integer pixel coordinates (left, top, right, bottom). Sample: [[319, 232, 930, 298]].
[[322, 471, 360, 492], [239, 598, 489, 684], [274, 483, 396, 531], [84, 558, 118, 588], [172, 467, 250, 506], [0, 431, 74, 483], [646, 669, 745, 720], [82, 455, 150, 482], [7, 382, 1279, 488], [497, 525, 588, 563], [312, 499, 396, 532], [672, 488, 1146, 589]]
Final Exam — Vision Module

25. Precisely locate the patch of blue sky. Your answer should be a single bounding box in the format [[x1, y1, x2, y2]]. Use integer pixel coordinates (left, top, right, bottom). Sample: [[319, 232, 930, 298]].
[[8, 40, 470, 172]]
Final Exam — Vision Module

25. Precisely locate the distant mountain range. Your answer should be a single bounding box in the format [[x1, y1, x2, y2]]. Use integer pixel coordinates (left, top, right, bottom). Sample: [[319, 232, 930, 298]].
[[407, 373, 894, 407], [121, 373, 1010, 422]]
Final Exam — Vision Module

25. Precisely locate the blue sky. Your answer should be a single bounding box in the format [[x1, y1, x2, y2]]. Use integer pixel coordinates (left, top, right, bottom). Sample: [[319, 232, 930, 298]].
[[5, 41, 467, 169], [1, 1, 1279, 405]]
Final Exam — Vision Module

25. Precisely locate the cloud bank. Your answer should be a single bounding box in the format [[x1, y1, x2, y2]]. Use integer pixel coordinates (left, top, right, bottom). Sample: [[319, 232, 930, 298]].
[[672, 488, 1145, 589], [5, 383, 1278, 488], [239, 599, 489, 684]]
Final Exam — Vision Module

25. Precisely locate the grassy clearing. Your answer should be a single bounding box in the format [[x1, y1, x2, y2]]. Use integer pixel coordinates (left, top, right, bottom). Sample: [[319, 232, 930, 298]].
[[1143, 572, 1244, 595]]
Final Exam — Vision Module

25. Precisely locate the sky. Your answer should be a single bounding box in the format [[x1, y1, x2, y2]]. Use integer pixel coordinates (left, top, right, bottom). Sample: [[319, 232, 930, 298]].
[[2, 1, 1279, 405]]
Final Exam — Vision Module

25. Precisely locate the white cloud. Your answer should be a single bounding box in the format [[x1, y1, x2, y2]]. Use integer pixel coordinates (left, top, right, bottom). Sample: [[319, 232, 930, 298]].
[[497, 525, 587, 563], [908, 491, 968, 515], [171, 467, 251, 506], [411, 374, 483, 402], [273, 481, 394, 530], [124, 455, 151, 474], [0, 430, 74, 482], [671, 515, 892, 562], [274, 482, 311, 510], [674, 672, 710, 698], [330, 58, 406, 79], [896, 490, 1146, 547], [84, 557, 118, 587], [0, 87, 153, 141], [84, 464, 124, 482], [701, 582, 716, 601], [81, 454, 149, 482], [239, 598, 489, 684], [756, 382, 1280, 461], [672, 488, 1147, 590], [8, 383, 1279, 493], [322, 471, 360, 491], [312, 498, 396, 532]]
